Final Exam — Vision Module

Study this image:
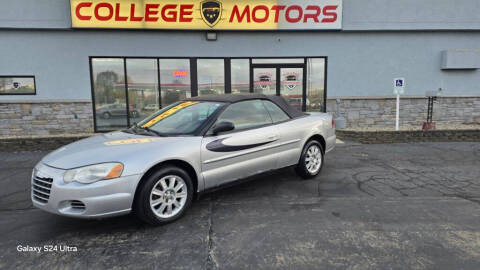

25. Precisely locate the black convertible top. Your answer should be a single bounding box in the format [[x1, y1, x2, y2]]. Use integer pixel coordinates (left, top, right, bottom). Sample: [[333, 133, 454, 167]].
[[184, 94, 305, 119]]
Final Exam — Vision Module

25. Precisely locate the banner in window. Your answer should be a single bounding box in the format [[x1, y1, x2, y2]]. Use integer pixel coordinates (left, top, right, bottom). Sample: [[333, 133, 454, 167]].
[[0, 76, 36, 95]]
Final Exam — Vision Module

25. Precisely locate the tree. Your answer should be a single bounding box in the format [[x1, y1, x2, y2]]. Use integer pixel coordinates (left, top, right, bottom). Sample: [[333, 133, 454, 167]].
[[95, 71, 119, 104]]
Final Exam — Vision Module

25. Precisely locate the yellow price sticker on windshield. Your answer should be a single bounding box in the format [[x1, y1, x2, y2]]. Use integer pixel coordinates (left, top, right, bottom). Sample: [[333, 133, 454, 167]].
[[141, 101, 199, 128]]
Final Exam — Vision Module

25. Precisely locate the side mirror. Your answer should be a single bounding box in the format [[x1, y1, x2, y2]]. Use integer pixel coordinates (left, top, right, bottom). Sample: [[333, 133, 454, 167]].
[[212, 121, 234, 135]]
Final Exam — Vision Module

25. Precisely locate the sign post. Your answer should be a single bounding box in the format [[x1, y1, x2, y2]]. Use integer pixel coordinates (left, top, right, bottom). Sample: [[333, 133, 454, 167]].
[[393, 78, 405, 131]]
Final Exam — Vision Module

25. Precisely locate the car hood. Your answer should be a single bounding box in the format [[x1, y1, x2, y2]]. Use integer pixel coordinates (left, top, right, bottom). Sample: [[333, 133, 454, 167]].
[[41, 131, 186, 169]]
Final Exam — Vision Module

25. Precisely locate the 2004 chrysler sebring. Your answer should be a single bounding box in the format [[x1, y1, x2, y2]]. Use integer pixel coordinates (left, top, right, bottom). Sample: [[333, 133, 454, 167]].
[[32, 94, 336, 225]]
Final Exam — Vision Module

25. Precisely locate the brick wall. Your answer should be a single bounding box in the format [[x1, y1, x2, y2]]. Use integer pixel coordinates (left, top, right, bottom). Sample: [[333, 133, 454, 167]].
[[0, 97, 479, 136], [0, 102, 93, 136], [327, 96, 480, 128]]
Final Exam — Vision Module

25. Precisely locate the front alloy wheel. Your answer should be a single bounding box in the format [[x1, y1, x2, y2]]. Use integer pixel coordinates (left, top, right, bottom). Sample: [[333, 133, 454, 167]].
[[134, 166, 193, 225], [150, 175, 188, 219]]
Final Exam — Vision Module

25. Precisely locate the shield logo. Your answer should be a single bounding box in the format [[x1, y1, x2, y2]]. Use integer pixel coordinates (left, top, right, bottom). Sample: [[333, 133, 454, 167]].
[[259, 75, 271, 90], [201, 1, 222, 27], [285, 74, 297, 90], [13, 82, 20, 89]]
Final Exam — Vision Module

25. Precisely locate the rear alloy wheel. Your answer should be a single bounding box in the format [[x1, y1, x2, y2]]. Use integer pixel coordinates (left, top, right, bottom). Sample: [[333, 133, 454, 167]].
[[295, 140, 324, 179], [134, 166, 193, 225], [103, 112, 111, 119]]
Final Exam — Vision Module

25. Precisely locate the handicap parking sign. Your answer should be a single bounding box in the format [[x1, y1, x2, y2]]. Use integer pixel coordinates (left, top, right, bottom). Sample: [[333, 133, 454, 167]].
[[393, 78, 405, 95]]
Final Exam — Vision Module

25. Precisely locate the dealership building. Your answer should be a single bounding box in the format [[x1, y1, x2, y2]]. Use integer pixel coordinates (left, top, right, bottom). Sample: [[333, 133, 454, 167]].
[[1, 0, 480, 136]]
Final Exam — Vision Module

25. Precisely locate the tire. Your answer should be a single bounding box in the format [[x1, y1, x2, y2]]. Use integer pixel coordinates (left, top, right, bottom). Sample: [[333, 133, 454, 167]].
[[134, 166, 194, 225], [295, 140, 324, 179], [102, 112, 111, 119]]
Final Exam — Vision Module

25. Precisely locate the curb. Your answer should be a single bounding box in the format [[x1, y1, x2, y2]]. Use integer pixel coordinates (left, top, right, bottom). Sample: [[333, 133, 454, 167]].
[[0, 134, 94, 152], [337, 129, 480, 144]]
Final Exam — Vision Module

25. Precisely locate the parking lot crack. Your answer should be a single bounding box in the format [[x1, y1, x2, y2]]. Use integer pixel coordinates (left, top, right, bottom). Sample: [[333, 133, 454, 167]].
[[205, 199, 218, 270]]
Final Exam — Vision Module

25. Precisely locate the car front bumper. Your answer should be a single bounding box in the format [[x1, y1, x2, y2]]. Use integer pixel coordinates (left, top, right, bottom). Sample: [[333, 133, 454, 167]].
[[31, 163, 141, 218]]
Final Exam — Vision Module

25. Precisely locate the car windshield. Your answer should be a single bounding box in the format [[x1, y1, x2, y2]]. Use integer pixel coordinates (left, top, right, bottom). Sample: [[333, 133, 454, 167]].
[[134, 101, 224, 135]]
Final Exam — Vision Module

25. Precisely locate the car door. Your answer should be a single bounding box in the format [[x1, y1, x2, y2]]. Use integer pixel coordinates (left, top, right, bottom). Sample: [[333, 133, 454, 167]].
[[261, 100, 304, 168], [201, 100, 279, 189]]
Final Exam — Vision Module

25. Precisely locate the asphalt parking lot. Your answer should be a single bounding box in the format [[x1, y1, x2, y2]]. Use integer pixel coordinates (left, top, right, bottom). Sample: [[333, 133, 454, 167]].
[[1, 142, 479, 269]]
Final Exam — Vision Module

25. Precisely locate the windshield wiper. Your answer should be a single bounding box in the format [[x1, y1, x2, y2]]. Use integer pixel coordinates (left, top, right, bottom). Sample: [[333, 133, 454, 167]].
[[125, 123, 142, 135], [125, 123, 165, 137], [122, 129, 135, 134], [141, 126, 165, 137]]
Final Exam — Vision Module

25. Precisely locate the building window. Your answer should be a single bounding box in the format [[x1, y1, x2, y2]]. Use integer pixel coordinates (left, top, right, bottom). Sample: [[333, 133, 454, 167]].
[[160, 59, 191, 107], [252, 58, 304, 64], [0, 76, 36, 95], [197, 59, 225, 96], [90, 57, 327, 132], [126, 59, 159, 124], [306, 58, 326, 112], [281, 67, 303, 111], [253, 68, 276, 95], [91, 58, 128, 131], [231, 59, 250, 94]]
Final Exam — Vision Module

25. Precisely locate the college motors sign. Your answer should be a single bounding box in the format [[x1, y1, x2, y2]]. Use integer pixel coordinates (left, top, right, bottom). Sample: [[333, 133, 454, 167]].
[[70, 0, 342, 30]]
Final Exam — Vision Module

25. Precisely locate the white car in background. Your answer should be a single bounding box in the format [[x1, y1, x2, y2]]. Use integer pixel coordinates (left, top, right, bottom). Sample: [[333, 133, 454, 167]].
[[143, 104, 160, 111]]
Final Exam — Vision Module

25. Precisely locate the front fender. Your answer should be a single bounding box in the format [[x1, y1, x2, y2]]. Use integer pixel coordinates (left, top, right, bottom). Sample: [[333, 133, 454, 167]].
[[120, 137, 204, 191]]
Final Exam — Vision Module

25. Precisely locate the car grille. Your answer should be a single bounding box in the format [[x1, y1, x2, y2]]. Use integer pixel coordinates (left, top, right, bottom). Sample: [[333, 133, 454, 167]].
[[32, 176, 53, 203]]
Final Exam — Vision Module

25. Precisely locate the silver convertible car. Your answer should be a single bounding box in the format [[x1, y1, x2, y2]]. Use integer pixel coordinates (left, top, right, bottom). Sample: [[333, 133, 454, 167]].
[[32, 94, 336, 225]]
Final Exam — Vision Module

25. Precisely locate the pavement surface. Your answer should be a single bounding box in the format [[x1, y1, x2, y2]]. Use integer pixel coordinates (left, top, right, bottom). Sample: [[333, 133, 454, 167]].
[[0, 142, 479, 270]]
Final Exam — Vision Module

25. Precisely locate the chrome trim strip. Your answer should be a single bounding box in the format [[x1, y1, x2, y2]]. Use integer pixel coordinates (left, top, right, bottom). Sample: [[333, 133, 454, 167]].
[[85, 208, 131, 217], [33, 177, 53, 185], [203, 139, 300, 164], [32, 184, 51, 193], [33, 190, 49, 199], [33, 195, 48, 203]]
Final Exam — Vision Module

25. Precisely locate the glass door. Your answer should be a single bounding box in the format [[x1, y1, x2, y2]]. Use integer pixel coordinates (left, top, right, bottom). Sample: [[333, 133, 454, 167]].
[[251, 64, 305, 111], [280, 68, 304, 111], [253, 68, 277, 95]]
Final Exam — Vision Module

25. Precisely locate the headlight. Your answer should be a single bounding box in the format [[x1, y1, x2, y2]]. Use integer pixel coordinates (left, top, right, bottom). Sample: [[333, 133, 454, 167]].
[[63, 163, 124, 184]]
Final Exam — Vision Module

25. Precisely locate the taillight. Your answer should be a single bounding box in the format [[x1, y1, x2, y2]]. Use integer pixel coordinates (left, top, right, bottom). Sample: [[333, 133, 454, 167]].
[[332, 119, 335, 128]]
